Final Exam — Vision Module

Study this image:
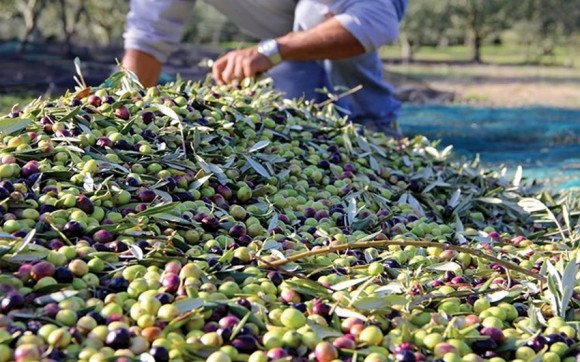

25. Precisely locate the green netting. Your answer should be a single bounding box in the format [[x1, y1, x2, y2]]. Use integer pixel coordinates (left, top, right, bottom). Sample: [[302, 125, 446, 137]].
[[399, 104, 580, 190]]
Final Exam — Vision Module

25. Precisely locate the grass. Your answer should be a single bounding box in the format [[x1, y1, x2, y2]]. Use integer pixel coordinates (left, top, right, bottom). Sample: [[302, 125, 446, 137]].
[[380, 44, 579, 68], [0, 92, 37, 115]]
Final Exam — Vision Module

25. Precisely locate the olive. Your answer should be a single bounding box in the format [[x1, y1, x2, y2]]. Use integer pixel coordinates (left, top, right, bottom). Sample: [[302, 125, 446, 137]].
[[105, 328, 131, 349], [1, 292, 25, 312]]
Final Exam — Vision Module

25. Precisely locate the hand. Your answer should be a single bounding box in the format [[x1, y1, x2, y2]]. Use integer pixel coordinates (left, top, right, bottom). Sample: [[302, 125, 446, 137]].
[[212, 47, 274, 85]]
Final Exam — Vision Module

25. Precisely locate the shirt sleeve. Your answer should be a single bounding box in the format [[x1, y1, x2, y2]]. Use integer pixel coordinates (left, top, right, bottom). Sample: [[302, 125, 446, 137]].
[[123, 0, 195, 63], [334, 0, 404, 52]]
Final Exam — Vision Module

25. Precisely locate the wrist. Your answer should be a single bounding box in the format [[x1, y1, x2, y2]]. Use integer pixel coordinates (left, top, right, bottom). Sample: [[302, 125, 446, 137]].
[[257, 39, 282, 66]]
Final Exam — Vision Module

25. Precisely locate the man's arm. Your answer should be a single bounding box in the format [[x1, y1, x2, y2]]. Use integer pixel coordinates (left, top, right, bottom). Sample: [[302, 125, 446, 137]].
[[122, 50, 162, 88], [213, 0, 403, 84], [213, 18, 364, 85], [122, 0, 195, 87]]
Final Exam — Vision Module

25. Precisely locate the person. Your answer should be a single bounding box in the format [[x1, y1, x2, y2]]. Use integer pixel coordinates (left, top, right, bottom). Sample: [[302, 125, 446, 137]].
[[122, 0, 408, 135]]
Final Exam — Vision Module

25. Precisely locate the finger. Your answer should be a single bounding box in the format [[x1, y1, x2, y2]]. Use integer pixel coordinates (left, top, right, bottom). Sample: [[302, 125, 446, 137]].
[[242, 59, 254, 79], [233, 59, 244, 81], [221, 56, 237, 84], [212, 57, 227, 85]]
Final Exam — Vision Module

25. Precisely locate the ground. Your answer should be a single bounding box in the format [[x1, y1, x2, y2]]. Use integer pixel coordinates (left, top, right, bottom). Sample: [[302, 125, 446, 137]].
[[388, 62, 580, 108]]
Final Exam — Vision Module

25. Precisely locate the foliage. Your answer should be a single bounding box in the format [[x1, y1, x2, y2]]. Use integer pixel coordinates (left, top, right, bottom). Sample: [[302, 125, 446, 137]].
[[0, 0, 578, 64], [400, 0, 579, 63]]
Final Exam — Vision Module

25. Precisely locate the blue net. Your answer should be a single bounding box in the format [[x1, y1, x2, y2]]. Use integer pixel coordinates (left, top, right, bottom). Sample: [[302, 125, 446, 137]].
[[398, 105, 580, 190]]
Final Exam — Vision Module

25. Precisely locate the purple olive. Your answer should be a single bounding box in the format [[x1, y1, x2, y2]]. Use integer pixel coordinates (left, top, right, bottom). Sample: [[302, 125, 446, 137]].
[[333, 335, 356, 349], [114, 140, 132, 150], [96, 137, 113, 148], [53, 266, 74, 283], [105, 240, 128, 253], [314, 210, 329, 221], [161, 273, 180, 294], [43, 303, 60, 318], [545, 333, 566, 345], [480, 327, 505, 344], [76, 195, 95, 214], [202, 322, 219, 333], [526, 335, 547, 352], [216, 185, 232, 199], [93, 230, 114, 244], [471, 338, 498, 354], [149, 346, 169, 362], [115, 106, 130, 120], [312, 302, 331, 318], [137, 188, 156, 203], [200, 215, 219, 231], [268, 271, 283, 286], [267, 347, 289, 360], [228, 224, 246, 238], [231, 335, 257, 353], [30, 261, 55, 281], [1, 292, 25, 312], [105, 328, 131, 349], [107, 277, 129, 292], [40, 115, 54, 126], [140, 129, 156, 140], [395, 350, 416, 362], [87, 95, 102, 107], [63, 221, 83, 237], [218, 315, 239, 329], [21, 161, 39, 177], [141, 111, 155, 124], [103, 95, 115, 104], [304, 208, 316, 218], [0, 187, 9, 199]]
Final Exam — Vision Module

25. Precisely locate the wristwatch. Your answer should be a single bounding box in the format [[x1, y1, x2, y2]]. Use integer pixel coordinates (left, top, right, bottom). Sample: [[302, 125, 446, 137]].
[[257, 39, 282, 66]]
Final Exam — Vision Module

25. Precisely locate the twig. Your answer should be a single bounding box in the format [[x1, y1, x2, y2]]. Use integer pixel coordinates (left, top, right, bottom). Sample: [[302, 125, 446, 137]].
[[268, 239, 546, 283], [317, 85, 363, 107]]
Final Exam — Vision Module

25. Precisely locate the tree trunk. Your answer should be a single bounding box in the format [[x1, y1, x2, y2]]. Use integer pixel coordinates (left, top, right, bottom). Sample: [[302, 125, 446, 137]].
[[465, 0, 482, 63], [17, 0, 44, 53], [469, 30, 482, 63], [58, 0, 71, 55], [399, 33, 413, 63]]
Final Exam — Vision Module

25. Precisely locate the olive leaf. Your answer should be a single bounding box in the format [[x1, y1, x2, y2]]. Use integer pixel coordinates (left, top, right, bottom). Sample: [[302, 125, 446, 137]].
[[174, 298, 205, 314], [331, 276, 372, 291], [190, 174, 212, 190], [34, 290, 79, 305], [267, 214, 279, 233], [129, 244, 144, 260], [351, 295, 408, 311], [11, 229, 36, 257], [244, 155, 270, 178], [135, 202, 179, 217], [306, 320, 343, 339], [285, 279, 331, 298], [0, 118, 33, 136], [248, 140, 270, 153]]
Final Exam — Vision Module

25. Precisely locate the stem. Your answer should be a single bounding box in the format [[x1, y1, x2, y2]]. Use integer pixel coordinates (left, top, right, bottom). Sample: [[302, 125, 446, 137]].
[[269, 239, 546, 283]]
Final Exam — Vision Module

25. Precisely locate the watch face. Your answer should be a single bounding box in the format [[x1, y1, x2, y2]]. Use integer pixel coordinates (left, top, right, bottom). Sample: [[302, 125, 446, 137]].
[[259, 40, 281, 64]]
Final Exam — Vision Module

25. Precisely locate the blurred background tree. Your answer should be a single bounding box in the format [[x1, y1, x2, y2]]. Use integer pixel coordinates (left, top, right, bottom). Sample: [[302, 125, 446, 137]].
[[0, 0, 577, 65]]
